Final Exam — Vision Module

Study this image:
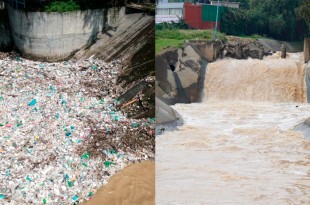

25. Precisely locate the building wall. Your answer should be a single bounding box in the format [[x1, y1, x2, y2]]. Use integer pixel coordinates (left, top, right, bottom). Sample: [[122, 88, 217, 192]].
[[157, 8, 183, 15], [210, 1, 240, 8], [8, 6, 106, 61], [156, 2, 184, 22], [184, 3, 221, 30]]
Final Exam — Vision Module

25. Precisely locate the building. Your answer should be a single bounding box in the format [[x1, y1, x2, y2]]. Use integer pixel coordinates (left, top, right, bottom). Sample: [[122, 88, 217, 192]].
[[184, 3, 223, 30], [156, 0, 238, 25], [210, 1, 240, 8], [156, 1, 184, 16], [156, 0, 184, 23]]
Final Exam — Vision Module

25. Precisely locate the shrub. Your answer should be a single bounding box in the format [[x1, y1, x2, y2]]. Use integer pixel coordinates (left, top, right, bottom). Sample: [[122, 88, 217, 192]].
[[44, 0, 80, 12]]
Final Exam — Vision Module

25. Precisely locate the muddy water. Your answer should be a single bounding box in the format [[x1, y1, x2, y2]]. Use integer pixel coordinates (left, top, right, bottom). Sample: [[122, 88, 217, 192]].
[[82, 161, 155, 205], [205, 53, 306, 102], [156, 53, 310, 205]]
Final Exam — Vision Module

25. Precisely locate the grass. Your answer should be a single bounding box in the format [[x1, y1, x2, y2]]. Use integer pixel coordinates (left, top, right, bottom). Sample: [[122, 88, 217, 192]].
[[156, 29, 227, 54], [155, 38, 184, 54]]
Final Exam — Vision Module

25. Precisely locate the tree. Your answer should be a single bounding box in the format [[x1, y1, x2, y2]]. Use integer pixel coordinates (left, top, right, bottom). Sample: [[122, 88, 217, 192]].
[[296, 0, 310, 32], [220, 0, 304, 40]]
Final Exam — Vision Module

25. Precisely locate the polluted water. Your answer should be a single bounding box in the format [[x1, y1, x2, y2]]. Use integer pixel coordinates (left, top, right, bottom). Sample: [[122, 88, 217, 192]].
[[81, 161, 155, 205], [156, 52, 310, 205]]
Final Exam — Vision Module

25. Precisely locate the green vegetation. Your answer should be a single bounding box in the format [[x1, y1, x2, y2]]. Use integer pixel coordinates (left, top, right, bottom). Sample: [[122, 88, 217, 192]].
[[156, 29, 227, 54], [155, 20, 189, 30], [220, 0, 309, 41], [237, 34, 272, 39], [156, 38, 184, 54], [296, 0, 310, 32], [20, 0, 155, 12], [156, 29, 227, 41], [16, 0, 127, 12], [44, 0, 80, 12]]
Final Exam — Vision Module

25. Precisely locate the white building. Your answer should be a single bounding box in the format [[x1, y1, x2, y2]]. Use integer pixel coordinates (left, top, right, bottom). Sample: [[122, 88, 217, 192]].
[[156, 0, 184, 23], [210, 1, 240, 8]]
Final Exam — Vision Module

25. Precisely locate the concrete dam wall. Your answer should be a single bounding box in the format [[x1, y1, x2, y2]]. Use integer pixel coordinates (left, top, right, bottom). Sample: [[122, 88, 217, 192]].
[[0, 5, 12, 51], [8, 6, 105, 61]]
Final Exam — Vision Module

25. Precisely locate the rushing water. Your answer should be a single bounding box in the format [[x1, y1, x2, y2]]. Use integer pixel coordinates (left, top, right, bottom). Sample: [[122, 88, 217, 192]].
[[156, 53, 310, 205]]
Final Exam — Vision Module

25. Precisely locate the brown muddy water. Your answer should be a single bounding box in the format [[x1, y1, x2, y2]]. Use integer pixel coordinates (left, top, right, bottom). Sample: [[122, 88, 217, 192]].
[[156, 53, 310, 205], [82, 161, 154, 205]]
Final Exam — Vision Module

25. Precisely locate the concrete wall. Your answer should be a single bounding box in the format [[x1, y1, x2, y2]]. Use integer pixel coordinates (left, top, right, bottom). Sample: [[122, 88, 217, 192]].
[[0, 6, 12, 51], [0, 1, 5, 9], [186, 40, 223, 62], [8, 6, 105, 61], [156, 45, 208, 105], [305, 38, 310, 63], [107, 7, 126, 28]]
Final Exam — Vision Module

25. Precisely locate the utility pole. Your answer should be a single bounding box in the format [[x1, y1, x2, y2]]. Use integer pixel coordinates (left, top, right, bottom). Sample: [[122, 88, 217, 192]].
[[213, 0, 220, 40]]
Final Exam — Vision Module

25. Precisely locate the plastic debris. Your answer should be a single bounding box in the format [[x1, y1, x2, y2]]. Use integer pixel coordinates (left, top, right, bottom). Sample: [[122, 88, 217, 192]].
[[104, 161, 113, 168], [28, 98, 37, 106], [0, 55, 154, 204], [81, 153, 90, 159], [72, 195, 79, 201]]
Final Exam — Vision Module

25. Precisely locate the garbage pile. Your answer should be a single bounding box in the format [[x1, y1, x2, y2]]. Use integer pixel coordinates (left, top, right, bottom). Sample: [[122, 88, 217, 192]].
[[0, 54, 155, 204], [0, 51, 14, 60]]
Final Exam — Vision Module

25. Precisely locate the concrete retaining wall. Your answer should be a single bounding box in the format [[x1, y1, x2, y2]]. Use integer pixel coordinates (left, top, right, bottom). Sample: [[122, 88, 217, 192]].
[[186, 40, 223, 62], [0, 1, 5, 9], [8, 6, 105, 61], [0, 7, 12, 51], [156, 45, 208, 105]]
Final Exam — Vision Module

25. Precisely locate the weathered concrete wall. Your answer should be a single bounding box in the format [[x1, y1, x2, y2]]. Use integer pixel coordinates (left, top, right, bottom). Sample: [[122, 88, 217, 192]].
[[156, 97, 182, 125], [156, 45, 208, 105], [106, 7, 126, 28], [155, 45, 209, 128], [0, 1, 5, 9], [305, 38, 310, 63], [0, 5, 12, 51], [8, 6, 105, 61], [186, 40, 223, 62], [155, 97, 183, 135]]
